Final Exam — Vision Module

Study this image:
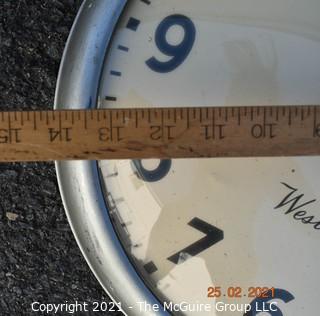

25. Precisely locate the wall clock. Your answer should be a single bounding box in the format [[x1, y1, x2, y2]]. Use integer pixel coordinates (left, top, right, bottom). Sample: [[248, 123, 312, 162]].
[[55, 0, 320, 315]]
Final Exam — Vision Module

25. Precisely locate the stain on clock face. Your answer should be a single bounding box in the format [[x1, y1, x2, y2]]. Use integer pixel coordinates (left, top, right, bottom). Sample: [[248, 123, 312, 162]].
[[98, 0, 320, 314]]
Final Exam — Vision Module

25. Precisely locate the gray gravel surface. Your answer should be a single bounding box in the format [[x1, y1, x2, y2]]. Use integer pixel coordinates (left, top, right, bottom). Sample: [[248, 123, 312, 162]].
[[0, 1, 122, 315]]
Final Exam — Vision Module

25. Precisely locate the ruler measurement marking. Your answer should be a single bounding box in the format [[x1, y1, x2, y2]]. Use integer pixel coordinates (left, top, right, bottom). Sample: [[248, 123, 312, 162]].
[[147, 109, 151, 123], [250, 107, 254, 121], [161, 109, 164, 138], [71, 111, 75, 124], [187, 108, 190, 129], [237, 107, 241, 125], [110, 110, 113, 141], [104, 109, 108, 128], [84, 110, 88, 130], [122, 110, 125, 124], [135, 110, 138, 128], [225, 107, 228, 122], [7, 112, 11, 143], [45, 111, 49, 125], [289, 107, 293, 126], [33, 111, 37, 130], [301, 107, 305, 121], [314, 106, 317, 137], [212, 107, 216, 138], [58, 111, 62, 137], [20, 112, 24, 126]]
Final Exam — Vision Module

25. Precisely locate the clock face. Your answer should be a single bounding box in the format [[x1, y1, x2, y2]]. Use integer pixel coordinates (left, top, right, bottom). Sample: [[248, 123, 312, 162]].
[[96, 0, 320, 315]]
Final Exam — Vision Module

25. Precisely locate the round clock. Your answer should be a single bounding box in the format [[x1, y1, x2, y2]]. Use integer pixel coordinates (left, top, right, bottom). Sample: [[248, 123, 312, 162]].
[[55, 0, 320, 315]]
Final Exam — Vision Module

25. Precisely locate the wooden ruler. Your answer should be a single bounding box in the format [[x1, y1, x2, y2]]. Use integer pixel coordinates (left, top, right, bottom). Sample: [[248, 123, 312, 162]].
[[0, 105, 320, 162]]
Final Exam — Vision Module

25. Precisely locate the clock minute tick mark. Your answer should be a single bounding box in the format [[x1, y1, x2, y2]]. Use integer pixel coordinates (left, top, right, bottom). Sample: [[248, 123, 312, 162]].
[[126, 17, 141, 32], [144, 261, 158, 274], [110, 70, 122, 77], [140, 0, 151, 5], [117, 45, 129, 52], [105, 96, 117, 102]]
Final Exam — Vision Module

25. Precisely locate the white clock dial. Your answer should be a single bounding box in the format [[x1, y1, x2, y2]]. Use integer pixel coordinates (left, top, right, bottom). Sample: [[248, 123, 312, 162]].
[[62, 0, 320, 315]]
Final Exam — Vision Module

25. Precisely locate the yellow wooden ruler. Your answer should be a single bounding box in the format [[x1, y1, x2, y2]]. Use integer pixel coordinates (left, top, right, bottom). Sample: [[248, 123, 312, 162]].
[[0, 105, 319, 162]]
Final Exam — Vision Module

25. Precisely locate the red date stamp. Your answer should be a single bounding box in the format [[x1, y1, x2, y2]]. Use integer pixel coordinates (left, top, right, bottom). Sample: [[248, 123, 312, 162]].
[[207, 286, 275, 299]]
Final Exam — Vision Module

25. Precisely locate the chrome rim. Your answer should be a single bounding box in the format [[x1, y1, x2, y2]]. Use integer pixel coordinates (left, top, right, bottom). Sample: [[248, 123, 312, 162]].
[[54, 1, 168, 314]]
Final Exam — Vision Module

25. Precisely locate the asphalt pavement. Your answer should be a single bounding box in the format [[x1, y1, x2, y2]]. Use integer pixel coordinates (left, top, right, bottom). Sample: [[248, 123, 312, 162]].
[[0, 1, 122, 315]]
